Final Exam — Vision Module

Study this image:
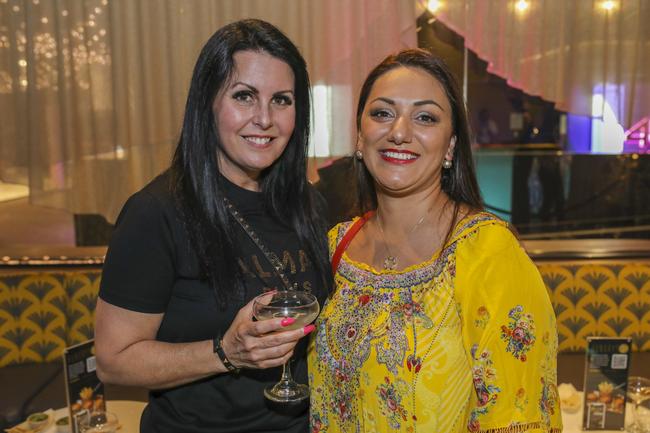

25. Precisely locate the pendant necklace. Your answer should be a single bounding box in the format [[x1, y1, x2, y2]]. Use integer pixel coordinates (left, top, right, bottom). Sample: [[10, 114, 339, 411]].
[[375, 205, 433, 271]]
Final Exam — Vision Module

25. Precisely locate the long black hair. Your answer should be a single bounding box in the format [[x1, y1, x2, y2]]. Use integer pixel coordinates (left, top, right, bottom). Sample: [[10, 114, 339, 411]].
[[170, 19, 330, 307], [355, 49, 483, 217]]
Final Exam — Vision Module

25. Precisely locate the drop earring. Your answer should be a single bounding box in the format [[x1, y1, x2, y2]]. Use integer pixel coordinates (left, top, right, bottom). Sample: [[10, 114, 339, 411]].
[[444, 137, 456, 169], [355, 149, 363, 160]]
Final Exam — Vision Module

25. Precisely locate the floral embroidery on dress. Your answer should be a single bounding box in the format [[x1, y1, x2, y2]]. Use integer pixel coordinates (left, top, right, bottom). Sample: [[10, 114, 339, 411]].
[[451, 213, 496, 238], [514, 387, 528, 413], [500, 305, 536, 361], [375, 291, 436, 375], [539, 331, 559, 426], [401, 298, 432, 327], [376, 376, 409, 429], [474, 306, 490, 329], [311, 214, 563, 432], [330, 385, 354, 423], [321, 358, 356, 425], [375, 297, 410, 375], [333, 358, 353, 383], [467, 414, 481, 433], [539, 376, 559, 425], [406, 353, 422, 373], [468, 345, 501, 432], [310, 412, 327, 433]]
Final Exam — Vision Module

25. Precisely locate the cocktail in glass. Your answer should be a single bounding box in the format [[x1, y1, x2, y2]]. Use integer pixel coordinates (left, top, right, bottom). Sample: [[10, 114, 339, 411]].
[[253, 290, 319, 403]]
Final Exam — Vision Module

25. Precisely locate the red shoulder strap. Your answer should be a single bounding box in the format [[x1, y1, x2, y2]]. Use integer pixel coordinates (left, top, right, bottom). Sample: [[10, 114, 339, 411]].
[[331, 211, 374, 275]]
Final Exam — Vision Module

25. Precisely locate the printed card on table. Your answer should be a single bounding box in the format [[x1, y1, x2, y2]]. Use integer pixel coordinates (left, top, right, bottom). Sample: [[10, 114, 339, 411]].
[[63, 339, 106, 433], [582, 336, 632, 430]]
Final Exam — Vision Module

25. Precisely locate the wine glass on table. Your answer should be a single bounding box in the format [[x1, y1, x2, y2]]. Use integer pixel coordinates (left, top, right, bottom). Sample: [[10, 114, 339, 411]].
[[626, 376, 650, 432], [78, 410, 119, 433], [253, 289, 320, 403]]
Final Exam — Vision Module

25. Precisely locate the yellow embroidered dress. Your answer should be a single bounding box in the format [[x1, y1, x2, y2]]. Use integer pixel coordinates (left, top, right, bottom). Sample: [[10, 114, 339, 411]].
[[308, 213, 562, 433]]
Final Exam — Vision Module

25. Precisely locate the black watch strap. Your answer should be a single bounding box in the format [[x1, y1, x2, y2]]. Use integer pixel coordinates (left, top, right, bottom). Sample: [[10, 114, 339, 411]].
[[213, 335, 239, 373]]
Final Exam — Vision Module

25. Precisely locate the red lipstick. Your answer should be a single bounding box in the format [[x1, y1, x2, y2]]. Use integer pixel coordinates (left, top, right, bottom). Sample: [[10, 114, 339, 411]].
[[378, 149, 420, 164]]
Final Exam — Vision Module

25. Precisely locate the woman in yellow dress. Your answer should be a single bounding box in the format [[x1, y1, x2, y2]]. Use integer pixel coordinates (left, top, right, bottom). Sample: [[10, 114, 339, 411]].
[[308, 49, 562, 433]]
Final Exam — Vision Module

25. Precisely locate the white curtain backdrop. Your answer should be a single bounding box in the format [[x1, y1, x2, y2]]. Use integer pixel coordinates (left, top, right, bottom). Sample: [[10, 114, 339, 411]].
[[0, 0, 417, 221], [424, 0, 650, 129]]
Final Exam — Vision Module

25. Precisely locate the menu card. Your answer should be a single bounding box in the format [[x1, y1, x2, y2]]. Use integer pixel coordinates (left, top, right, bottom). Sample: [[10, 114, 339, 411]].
[[63, 339, 106, 433], [582, 336, 631, 430]]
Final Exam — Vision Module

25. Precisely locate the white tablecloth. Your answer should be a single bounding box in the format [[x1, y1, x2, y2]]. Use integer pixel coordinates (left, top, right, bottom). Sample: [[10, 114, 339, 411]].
[[561, 392, 650, 433], [561, 404, 622, 433], [23, 397, 650, 433]]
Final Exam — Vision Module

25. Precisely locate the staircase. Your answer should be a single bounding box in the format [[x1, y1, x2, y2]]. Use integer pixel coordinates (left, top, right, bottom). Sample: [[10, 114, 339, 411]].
[[624, 116, 649, 153]]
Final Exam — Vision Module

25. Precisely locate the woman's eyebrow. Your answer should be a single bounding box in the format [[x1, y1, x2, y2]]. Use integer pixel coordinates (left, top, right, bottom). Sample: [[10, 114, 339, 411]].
[[231, 82, 294, 96], [231, 82, 259, 93], [414, 99, 444, 111], [371, 96, 395, 105], [370, 96, 444, 111]]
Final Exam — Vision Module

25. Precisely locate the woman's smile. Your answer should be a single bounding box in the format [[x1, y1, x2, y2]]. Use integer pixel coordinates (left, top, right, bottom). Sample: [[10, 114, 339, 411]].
[[242, 135, 275, 147], [379, 148, 420, 164]]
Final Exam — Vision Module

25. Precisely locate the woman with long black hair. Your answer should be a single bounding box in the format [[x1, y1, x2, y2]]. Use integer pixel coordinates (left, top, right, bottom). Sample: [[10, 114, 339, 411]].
[[95, 19, 330, 433]]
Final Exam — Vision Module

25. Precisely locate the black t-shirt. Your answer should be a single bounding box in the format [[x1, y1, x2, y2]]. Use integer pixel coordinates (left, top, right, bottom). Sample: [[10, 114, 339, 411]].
[[99, 172, 327, 433]]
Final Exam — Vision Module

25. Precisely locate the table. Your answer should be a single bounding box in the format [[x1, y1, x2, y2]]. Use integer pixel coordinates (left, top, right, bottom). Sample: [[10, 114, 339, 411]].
[[22, 397, 650, 433], [561, 392, 650, 433], [48, 400, 146, 433]]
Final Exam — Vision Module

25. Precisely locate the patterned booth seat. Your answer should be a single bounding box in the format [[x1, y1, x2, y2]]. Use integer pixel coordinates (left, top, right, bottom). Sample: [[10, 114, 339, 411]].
[[0, 249, 106, 429], [0, 268, 101, 366], [526, 239, 650, 389], [4, 263, 647, 360], [538, 262, 650, 353]]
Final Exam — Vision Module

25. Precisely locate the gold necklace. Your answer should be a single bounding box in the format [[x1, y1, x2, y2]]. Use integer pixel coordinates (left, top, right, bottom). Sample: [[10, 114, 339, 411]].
[[376, 206, 432, 271]]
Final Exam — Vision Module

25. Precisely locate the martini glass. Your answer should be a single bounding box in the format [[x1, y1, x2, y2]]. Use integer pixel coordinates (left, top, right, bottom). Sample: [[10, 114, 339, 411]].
[[253, 290, 319, 403], [627, 376, 650, 432]]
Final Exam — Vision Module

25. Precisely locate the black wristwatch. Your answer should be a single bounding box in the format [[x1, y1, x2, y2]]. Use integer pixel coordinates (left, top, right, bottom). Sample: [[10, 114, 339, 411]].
[[213, 334, 240, 373]]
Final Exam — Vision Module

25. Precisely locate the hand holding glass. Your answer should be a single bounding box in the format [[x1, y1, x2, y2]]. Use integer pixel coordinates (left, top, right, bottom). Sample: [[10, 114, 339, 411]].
[[253, 290, 319, 403]]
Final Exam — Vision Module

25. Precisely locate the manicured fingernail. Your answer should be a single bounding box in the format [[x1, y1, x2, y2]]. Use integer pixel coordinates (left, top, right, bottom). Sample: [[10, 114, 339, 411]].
[[281, 317, 295, 327], [303, 324, 316, 335]]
